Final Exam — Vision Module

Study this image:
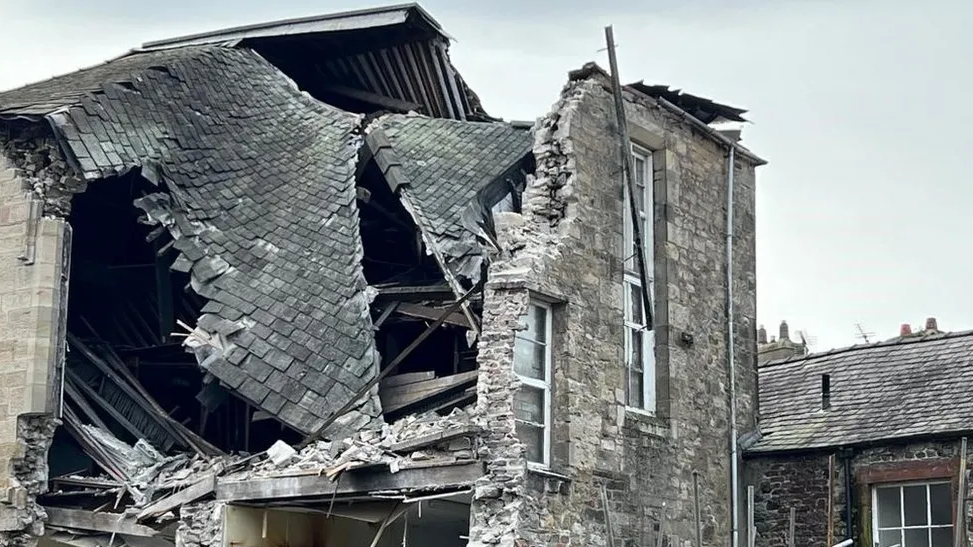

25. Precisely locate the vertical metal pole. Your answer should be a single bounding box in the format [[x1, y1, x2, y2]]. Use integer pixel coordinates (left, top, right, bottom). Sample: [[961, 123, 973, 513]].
[[602, 483, 616, 547], [828, 454, 836, 547], [726, 145, 740, 547]]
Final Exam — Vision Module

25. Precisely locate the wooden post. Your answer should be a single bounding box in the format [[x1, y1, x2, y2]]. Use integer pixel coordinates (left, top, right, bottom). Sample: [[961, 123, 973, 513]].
[[827, 454, 836, 547], [788, 507, 796, 547], [603, 25, 653, 328], [955, 437, 968, 547], [747, 485, 755, 547]]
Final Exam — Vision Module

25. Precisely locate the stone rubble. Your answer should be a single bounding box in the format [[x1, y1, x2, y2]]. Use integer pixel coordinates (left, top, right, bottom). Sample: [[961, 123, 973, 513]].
[[243, 407, 477, 479]]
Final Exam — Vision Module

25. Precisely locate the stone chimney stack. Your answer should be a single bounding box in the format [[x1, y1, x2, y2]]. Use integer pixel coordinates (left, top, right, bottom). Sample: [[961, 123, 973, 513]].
[[925, 317, 938, 331], [758, 319, 808, 365], [900, 324, 912, 337]]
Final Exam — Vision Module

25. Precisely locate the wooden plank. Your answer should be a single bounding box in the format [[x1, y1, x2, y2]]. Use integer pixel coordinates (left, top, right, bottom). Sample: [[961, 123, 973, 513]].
[[380, 370, 477, 398], [137, 474, 216, 521], [66, 370, 147, 442], [390, 425, 480, 453], [373, 284, 454, 302], [394, 302, 471, 329], [380, 371, 477, 413], [215, 461, 484, 502], [319, 83, 419, 113], [379, 371, 435, 389], [424, 388, 476, 416], [45, 507, 158, 537], [303, 287, 477, 445], [63, 381, 109, 431]]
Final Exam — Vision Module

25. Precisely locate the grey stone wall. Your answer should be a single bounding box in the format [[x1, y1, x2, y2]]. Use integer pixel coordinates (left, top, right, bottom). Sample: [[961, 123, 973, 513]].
[[470, 70, 760, 547], [746, 439, 973, 547]]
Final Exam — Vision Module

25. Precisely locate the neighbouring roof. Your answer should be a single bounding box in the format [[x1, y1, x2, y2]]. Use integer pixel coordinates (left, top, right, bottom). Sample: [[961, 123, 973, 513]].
[[367, 114, 533, 281], [749, 330, 973, 454], [0, 45, 379, 435]]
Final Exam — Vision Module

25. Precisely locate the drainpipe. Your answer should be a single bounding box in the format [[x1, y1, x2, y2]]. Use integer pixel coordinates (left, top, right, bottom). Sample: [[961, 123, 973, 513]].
[[726, 146, 740, 547], [842, 448, 854, 541]]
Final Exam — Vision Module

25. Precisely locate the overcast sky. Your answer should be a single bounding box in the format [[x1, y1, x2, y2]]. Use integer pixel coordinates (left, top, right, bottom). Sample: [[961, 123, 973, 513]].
[[1, 0, 970, 352]]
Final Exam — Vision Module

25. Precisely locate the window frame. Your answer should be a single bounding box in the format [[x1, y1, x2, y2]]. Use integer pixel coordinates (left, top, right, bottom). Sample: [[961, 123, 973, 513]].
[[622, 143, 656, 413], [871, 480, 954, 547], [513, 300, 553, 469]]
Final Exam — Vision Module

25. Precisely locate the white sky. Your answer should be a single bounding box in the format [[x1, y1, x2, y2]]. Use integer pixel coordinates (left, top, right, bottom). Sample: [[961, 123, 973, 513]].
[[2, 0, 971, 352]]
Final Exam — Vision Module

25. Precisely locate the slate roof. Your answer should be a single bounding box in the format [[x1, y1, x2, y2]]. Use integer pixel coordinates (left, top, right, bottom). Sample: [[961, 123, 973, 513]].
[[749, 330, 973, 454], [368, 114, 533, 281], [0, 46, 380, 436]]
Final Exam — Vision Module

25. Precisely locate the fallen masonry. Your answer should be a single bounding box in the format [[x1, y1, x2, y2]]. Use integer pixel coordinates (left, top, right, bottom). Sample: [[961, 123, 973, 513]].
[[0, 3, 766, 547]]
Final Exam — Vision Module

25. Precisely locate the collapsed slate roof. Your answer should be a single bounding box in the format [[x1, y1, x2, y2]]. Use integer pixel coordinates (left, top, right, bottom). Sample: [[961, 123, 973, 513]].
[[0, 5, 530, 440], [749, 330, 973, 454], [0, 46, 380, 436], [366, 114, 533, 283]]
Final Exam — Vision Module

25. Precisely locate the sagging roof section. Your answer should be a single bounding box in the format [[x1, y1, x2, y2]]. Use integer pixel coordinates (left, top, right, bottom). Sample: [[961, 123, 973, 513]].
[[0, 46, 380, 436], [365, 114, 533, 284], [750, 330, 973, 454]]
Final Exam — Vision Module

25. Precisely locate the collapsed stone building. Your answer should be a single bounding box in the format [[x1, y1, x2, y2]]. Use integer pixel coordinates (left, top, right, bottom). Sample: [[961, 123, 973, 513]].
[[0, 4, 765, 546], [746, 318, 973, 547]]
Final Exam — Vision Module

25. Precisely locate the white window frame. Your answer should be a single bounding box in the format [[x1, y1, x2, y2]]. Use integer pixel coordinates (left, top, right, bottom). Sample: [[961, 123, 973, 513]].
[[871, 481, 954, 547], [623, 144, 655, 413], [513, 300, 553, 469]]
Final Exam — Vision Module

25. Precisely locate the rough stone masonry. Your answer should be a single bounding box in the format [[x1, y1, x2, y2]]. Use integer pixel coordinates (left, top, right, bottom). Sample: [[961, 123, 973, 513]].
[[0, 129, 72, 545], [468, 65, 761, 547]]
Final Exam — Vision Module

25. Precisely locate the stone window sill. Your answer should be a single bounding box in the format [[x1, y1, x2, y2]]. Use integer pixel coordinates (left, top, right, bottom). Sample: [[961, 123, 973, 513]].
[[526, 465, 572, 495], [624, 407, 670, 438]]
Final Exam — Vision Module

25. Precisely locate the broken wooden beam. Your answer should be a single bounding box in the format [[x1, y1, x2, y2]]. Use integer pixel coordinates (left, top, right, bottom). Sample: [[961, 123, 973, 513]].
[[378, 371, 435, 389], [302, 286, 477, 446], [45, 507, 158, 537], [394, 302, 471, 329], [215, 461, 484, 502], [379, 371, 478, 414], [137, 474, 216, 521], [319, 83, 421, 113], [372, 284, 456, 302], [390, 424, 481, 453]]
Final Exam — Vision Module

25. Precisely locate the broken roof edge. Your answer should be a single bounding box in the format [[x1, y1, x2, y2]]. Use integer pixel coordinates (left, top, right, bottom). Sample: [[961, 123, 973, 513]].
[[141, 3, 447, 50], [758, 328, 973, 369], [744, 427, 973, 457], [567, 61, 767, 166]]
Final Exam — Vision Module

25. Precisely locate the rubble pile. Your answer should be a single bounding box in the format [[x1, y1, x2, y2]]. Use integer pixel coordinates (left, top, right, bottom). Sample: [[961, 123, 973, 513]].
[[245, 407, 479, 478]]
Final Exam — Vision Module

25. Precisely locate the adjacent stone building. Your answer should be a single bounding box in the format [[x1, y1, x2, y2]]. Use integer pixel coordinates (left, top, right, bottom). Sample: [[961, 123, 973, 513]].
[[0, 4, 766, 547], [745, 320, 973, 547]]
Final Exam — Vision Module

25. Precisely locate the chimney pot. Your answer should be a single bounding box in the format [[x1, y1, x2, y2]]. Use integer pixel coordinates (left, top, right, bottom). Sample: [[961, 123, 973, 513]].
[[925, 317, 938, 331], [779, 320, 790, 342], [757, 325, 768, 344], [900, 324, 912, 337]]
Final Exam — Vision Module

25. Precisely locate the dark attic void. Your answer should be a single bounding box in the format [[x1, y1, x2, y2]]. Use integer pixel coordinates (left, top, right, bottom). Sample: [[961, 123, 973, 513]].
[[51, 172, 300, 483], [355, 147, 481, 422], [138, 5, 487, 120]]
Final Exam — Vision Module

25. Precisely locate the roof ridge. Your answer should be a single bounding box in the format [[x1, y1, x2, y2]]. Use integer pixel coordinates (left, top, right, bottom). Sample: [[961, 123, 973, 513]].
[[758, 328, 973, 369]]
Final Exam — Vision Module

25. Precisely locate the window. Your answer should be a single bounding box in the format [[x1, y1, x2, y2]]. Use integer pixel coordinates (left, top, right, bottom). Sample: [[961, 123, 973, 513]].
[[513, 301, 552, 467], [623, 145, 655, 411], [873, 482, 953, 547]]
